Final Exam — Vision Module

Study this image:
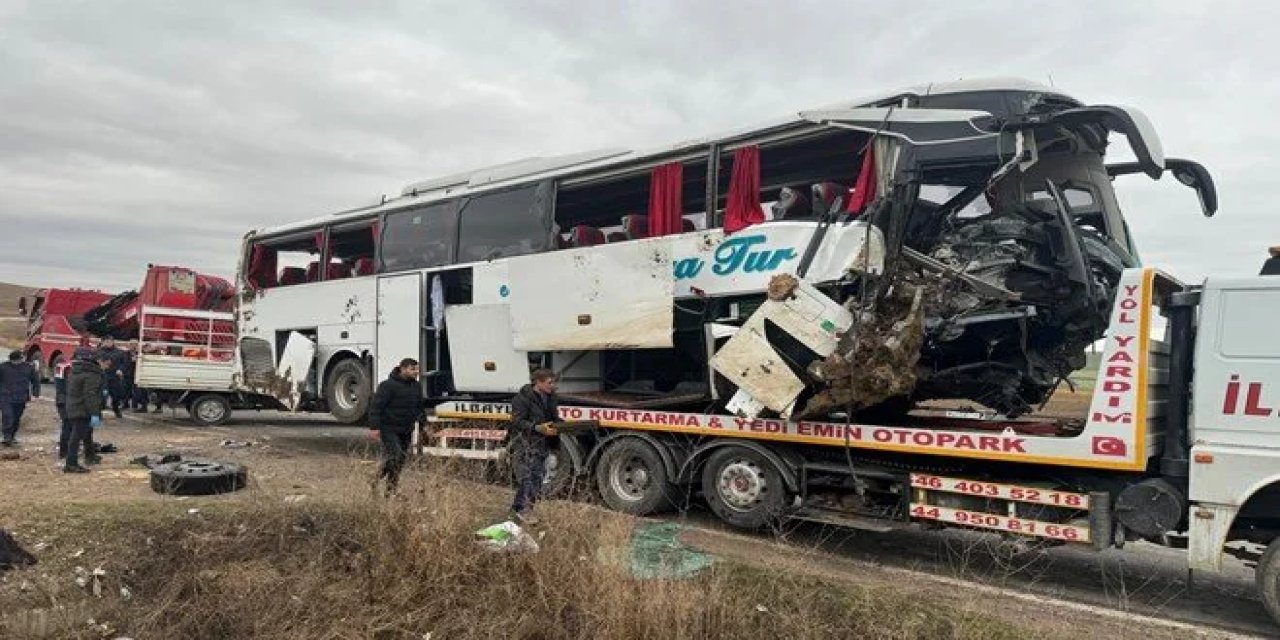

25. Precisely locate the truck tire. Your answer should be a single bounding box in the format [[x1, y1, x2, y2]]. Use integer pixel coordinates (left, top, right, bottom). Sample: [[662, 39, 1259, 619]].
[[1256, 537, 1280, 625], [326, 359, 371, 424], [595, 438, 678, 515], [149, 459, 247, 496], [542, 439, 585, 499], [188, 394, 232, 426], [701, 446, 789, 530]]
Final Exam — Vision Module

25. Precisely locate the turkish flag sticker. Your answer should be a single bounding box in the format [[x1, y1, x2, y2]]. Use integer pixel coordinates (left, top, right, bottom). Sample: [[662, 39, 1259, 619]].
[[1092, 436, 1128, 457]]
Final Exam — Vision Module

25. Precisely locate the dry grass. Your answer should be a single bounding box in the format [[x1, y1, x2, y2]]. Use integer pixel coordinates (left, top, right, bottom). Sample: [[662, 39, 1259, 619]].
[[1, 465, 1032, 640]]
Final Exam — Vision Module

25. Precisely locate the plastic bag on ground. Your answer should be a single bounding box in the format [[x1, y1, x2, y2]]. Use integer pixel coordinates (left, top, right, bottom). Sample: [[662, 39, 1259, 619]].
[[475, 521, 540, 553]]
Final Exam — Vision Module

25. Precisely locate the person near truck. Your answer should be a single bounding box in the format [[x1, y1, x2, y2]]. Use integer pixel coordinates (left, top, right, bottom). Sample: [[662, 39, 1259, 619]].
[[64, 348, 108, 473], [0, 350, 40, 447], [367, 358, 425, 495], [54, 358, 73, 459], [94, 337, 128, 419], [507, 368, 563, 526]]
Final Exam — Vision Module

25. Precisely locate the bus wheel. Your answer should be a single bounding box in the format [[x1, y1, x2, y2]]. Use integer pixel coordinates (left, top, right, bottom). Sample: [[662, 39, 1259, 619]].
[[326, 359, 371, 424], [188, 394, 232, 427], [595, 438, 677, 515], [701, 446, 788, 530], [1256, 537, 1280, 624]]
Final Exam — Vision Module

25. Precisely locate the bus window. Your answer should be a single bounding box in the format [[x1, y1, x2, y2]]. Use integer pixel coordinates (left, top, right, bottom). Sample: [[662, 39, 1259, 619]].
[[456, 182, 552, 263], [248, 234, 322, 288], [380, 202, 457, 272], [328, 221, 377, 277]]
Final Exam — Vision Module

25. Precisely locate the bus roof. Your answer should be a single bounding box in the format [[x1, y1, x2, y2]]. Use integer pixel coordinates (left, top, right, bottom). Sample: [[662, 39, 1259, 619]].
[[250, 77, 1072, 240]]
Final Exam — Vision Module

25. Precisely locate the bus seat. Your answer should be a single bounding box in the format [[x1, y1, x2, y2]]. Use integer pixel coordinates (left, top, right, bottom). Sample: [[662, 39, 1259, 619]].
[[326, 262, 352, 280], [772, 186, 813, 220], [606, 232, 627, 243], [812, 182, 847, 215], [622, 215, 648, 240], [280, 267, 307, 285], [305, 261, 321, 282], [353, 257, 375, 276], [568, 225, 605, 247]]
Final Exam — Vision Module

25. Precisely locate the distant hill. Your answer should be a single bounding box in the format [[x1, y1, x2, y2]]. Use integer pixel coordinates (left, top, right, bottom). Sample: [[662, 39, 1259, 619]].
[[0, 281, 37, 318]]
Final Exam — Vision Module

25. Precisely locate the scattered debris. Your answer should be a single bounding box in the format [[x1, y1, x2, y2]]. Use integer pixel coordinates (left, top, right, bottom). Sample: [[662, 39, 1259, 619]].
[[0, 529, 37, 570], [755, 604, 769, 613], [475, 521, 540, 553], [627, 522, 711, 580], [283, 494, 307, 503], [0, 451, 20, 461], [220, 439, 253, 449], [766, 273, 799, 301], [187, 508, 201, 515], [71, 548, 85, 558], [119, 586, 132, 600], [130, 453, 182, 468]]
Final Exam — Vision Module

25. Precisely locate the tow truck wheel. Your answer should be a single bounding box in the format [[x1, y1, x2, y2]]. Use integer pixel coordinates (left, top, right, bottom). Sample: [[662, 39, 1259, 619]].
[[1255, 537, 1280, 624], [595, 438, 678, 515], [326, 359, 371, 424], [188, 394, 232, 426], [701, 446, 788, 530]]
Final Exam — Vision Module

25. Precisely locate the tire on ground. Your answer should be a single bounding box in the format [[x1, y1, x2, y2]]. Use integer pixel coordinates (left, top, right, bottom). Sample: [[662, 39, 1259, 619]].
[[149, 459, 248, 496], [594, 438, 680, 515], [326, 359, 372, 424], [701, 446, 790, 530], [187, 394, 232, 426]]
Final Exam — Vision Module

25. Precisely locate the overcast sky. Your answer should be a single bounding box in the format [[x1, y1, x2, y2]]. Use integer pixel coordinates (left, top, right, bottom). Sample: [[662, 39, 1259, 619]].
[[1, 0, 1276, 292]]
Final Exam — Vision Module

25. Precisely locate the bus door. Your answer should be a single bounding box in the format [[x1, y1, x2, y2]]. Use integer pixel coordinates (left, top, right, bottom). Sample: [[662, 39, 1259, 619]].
[[376, 273, 423, 380]]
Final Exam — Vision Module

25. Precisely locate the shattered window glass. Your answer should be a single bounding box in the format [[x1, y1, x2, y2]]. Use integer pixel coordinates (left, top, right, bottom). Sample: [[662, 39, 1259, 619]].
[[380, 203, 457, 272], [457, 185, 547, 263]]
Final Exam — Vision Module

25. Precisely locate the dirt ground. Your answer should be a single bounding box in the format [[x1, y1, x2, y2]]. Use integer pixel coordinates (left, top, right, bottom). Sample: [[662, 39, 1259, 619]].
[[0, 397, 1261, 639]]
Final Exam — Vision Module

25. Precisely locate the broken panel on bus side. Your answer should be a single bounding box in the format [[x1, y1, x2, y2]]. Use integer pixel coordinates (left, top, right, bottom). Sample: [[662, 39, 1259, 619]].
[[445, 304, 532, 393], [237, 331, 315, 410], [506, 240, 674, 351]]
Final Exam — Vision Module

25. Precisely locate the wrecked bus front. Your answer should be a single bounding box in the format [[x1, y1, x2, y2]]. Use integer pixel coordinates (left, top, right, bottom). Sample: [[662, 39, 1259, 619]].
[[721, 83, 1217, 419]]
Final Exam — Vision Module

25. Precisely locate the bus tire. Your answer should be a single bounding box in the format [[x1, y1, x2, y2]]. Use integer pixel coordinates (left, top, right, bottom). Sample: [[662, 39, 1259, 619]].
[[326, 359, 371, 424], [701, 446, 789, 530], [188, 394, 232, 427], [595, 438, 678, 515], [1256, 536, 1280, 625]]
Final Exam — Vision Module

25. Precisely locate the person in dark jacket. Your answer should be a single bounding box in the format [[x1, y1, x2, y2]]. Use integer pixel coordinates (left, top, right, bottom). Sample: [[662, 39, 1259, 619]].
[[0, 350, 40, 446], [54, 358, 73, 458], [95, 337, 127, 419], [64, 349, 109, 472], [1262, 246, 1280, 276], [507, 368, 563, 525], [367, 358, 425, 494]]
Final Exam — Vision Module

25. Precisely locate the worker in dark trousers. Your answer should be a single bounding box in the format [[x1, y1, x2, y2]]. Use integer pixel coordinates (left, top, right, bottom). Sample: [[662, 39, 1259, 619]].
[[54, 358, 73, 459], [64, 349, 108, 473], [121, 340, 140, 411], [508, 368, 563, 526], [0, 350, 40, 446], [95, 337, 127, 418], [367, 358, 424, 495]]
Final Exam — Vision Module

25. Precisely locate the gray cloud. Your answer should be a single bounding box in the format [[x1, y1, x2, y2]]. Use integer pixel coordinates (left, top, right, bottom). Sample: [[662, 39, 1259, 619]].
[[1, 0, 1276, 292]]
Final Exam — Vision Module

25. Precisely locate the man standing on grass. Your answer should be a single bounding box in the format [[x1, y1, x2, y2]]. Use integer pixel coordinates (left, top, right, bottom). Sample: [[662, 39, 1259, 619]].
[[0, 350, 40, 447], [507, 368, 563, 526], [367, 358, 425, 495], [64, 348, 108, 473], [94, 337, 127, 419]]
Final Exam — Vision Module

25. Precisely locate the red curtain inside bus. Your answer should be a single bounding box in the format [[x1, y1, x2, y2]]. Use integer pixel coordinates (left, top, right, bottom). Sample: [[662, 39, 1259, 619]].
[[647, 162, 684, 237], [246, 244, 278, 289], [724, 146, 765, 234], [846, 145, 877, 216]]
